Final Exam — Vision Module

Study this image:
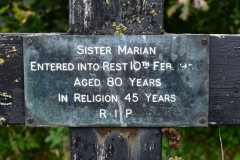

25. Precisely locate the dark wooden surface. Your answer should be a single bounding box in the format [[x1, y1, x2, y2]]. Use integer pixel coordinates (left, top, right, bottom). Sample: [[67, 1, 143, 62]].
[[70, 128, 162, 160], [0, 35, 24, 124], [68, 0, 164, 35], [209, 35, 240, 125]]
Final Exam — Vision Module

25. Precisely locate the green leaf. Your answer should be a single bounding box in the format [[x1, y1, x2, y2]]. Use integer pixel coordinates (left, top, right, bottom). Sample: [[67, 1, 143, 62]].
[[0, 5, 9, 15]]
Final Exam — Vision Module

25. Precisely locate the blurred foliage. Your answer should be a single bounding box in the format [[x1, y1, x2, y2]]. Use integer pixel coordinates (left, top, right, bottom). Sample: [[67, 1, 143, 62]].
[[165, 0, 240, 34], [0, 0, 69, 33], [0, 0, 240, 160], [0, 126, 69, 160], [0, 0, 70, 160], [162, 127, 240, 160]]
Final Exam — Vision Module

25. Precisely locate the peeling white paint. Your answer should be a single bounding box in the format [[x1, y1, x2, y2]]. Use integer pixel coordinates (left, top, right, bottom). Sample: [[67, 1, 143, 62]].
[[83, 0, 92, 28], [97, 143, 106, 160], [143, 0, 147, 9]]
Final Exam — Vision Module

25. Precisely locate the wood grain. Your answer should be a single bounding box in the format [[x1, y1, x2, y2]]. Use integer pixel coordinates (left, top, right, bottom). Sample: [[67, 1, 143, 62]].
[[210, 35, 240, 125]]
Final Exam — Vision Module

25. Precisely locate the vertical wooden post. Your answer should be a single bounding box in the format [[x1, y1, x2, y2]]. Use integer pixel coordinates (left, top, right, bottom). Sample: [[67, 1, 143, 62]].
[[68, 0, 164, 35], [68, 0, 164, 159], [71, 128, 162, 159]]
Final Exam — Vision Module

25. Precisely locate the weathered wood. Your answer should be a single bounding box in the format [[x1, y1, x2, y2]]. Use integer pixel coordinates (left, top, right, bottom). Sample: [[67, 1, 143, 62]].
[[68, 0, 164, 35], [0, 35, 24, 124], [70, 128, 162, 160], [69, 0, 163, 159], [209, 35, 240, 125]]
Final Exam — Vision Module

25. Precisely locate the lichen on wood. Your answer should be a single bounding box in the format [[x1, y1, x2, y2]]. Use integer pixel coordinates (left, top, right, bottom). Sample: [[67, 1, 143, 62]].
[[69, 0, 164, 35]]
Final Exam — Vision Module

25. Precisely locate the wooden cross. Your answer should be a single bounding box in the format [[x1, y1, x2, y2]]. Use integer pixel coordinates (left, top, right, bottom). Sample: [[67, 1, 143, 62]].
[[0, 0, 240, 159]]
